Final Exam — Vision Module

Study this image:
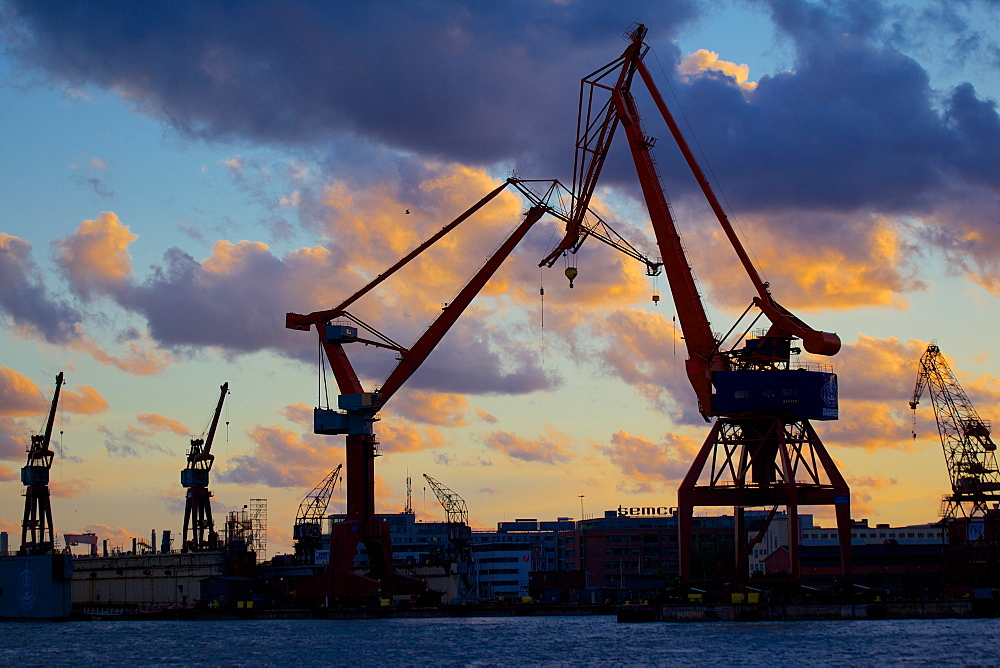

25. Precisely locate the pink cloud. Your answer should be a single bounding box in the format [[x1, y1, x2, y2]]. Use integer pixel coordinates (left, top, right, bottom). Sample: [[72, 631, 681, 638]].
[[483, 427, 574, 464], [391, 391, 468, 427], [597, 430, 701, 492], [53, 211, 137, 298]]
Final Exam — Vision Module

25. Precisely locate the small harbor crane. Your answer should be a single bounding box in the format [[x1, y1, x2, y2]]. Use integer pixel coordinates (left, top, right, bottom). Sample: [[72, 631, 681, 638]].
[[20, 372, 64, 555], [181, 382, 229, 552], [423, 473, 472, 548], [294, 464, 343, 564], [540, 24, 850, 582], [910, 344, 1000, 520]]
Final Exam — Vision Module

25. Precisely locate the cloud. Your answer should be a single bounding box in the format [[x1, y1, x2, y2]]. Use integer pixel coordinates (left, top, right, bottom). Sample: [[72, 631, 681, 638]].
[[0, 366, 48, 417], [0, 233, 83, 343], [53, 211, 136, 299], [0, 463, 15, 481], [135, 412, 189, 436], [219, 423, 343, 488], [50, 478, 90, 498], [60, 385, 110, 415], [597, 430, 701, 492], [483, 427, 575, 464], [679, 49, 757, 90]]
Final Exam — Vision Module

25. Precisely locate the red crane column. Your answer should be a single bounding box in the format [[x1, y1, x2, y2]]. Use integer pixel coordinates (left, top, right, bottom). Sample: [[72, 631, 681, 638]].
[[288, 188, 549, 601]]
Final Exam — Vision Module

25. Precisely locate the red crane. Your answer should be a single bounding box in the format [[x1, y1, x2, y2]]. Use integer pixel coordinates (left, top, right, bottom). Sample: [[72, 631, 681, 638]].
[[181, 382, 229, 552], [287, 179, 554, 600], [20, 372, 64, 555], [542, 24, 851, 583]]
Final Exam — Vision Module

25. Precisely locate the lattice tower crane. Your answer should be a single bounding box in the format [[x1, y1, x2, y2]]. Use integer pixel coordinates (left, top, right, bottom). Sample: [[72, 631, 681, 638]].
[[181, 382, 228, 552], [20, 372, 64, 555], [293, 464, 343, 563], [910, 344, 1000, 520], [423, 473, 471, 542], [540, 24, 851, 583]]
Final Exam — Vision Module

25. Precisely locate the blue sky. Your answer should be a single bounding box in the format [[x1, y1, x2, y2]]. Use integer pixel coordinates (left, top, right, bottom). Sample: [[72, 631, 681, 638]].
[[1, 0, 998, 557]]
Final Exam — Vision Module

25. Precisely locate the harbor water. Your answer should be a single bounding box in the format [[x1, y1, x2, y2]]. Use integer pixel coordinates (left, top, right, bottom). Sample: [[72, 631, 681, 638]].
[[1, 615, 998, 665]]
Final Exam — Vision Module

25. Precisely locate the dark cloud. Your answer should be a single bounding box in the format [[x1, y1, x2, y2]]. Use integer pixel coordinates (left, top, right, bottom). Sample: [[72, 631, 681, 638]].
[[0, 235, 82, 342], [2, 0, 698, 179]]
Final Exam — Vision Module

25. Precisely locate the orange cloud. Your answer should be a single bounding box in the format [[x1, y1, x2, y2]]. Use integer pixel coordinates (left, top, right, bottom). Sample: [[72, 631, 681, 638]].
[[50, 478, 90, 498], [392, 391, 468, 426], [69, 333, 175, 376], [684, 214, 922, 313], [598, 430, 701, 492], [0, 366, 47, 417], [679, 49, 757, 91], [221, 424, 344, 488], [0, 463, 14, 481], [135, 413, 189, 436], [53, 211, 137, 298], [484, 427, 574, 464], [376, 421, 447, 454], [824, 336, 931, 449], [61, 385, 110, 415]]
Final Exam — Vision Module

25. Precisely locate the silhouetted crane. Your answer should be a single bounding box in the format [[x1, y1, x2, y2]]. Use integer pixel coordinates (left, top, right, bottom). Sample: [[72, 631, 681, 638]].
[[20, 372, 64, 555]]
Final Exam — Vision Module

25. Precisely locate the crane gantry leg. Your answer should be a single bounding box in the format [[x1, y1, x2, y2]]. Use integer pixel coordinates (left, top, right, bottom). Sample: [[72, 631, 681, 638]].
[[678, 417, 852, 584]]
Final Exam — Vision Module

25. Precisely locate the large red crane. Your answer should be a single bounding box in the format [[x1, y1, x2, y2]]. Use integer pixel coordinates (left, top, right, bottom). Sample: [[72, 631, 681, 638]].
[[20, 372, 64, 555], [287, 179, 554, 600], [542, 24, 851, 583], [181, 382, 229, 552]]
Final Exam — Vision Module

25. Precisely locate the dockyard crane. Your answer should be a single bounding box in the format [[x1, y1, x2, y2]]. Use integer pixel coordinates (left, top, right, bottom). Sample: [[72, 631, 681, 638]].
[[423, 473, 472, 546], [294, 464, 343, 564], [20, 372, 64, 555], [181, 382, 229, 552], [910, 344, 1000, 521], [286, 178, 567, 600], [540, 24, 851, 582]]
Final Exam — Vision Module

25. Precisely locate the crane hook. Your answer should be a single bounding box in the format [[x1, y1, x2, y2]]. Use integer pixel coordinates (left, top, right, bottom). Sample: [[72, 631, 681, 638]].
[[565, 266, 578, 288]]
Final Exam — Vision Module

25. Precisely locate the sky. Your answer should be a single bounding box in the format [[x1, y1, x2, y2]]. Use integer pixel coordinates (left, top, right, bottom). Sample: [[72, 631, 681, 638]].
[[1, 0, 999, 558]]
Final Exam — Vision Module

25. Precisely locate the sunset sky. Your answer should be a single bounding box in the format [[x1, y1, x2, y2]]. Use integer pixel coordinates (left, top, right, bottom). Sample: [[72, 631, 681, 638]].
[[1, 1, 999, 558]]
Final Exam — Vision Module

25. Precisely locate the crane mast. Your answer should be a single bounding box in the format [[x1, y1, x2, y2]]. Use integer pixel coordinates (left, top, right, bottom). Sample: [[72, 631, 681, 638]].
[[542, 24, 851, 583], [910, 344, 1000, 519], [181, 382, 229, 552], [20, 372, 64, 555]]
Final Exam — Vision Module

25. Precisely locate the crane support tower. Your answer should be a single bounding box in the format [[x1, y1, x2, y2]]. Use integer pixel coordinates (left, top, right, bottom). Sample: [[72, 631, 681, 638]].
[[294, 464, 343, 564], [286, 178, 563, 601], [910, 344, 1000, 520], [20, 372, 64, 555], [181, 382, 229, 552], [541, 24, 851, 583]]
